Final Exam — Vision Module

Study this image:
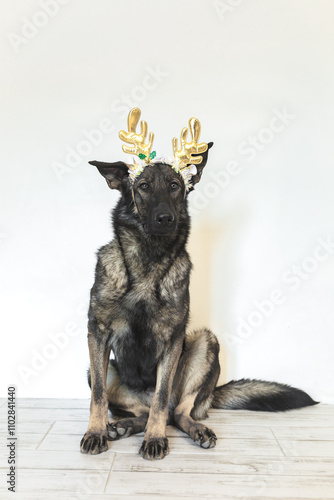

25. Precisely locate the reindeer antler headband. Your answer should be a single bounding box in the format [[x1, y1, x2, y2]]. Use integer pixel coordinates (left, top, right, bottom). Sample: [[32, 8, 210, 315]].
[[119, 108, 208, 191]]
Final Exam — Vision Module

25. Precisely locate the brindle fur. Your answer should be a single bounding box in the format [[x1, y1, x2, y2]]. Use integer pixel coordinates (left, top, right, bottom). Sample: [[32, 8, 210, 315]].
[[80, 142, 317, 460]]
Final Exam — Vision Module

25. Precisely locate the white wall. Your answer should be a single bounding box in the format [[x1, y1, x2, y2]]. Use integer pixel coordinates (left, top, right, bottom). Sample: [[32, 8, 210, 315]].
[[1, 0, 334, 402]]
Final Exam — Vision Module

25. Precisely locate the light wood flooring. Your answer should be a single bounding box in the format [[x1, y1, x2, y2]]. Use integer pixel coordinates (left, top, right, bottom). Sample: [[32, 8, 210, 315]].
[[0, 398, 334, 499]]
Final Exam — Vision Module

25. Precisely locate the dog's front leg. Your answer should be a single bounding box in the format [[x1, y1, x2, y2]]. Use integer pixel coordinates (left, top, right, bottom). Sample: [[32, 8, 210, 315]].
[[139, 339, 183, 460], [80, 332, 111, 454]]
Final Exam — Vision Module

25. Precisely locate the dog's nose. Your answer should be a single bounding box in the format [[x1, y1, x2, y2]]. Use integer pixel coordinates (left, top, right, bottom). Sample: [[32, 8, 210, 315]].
[[156, 213, 174, 226]]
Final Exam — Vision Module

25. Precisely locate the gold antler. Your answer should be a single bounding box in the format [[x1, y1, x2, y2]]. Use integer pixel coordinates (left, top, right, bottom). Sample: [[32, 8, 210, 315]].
[[172, 117, 208, 167], [119, 108, 155, 162]]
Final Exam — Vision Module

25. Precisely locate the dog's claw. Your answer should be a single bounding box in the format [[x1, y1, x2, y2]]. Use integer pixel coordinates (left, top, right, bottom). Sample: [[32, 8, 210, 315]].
[[107, 425, 118, 440], [139, 437, 169, 460]]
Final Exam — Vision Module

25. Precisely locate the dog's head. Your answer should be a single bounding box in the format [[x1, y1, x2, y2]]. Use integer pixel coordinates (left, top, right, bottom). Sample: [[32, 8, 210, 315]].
[[89, 142, 213, 236]]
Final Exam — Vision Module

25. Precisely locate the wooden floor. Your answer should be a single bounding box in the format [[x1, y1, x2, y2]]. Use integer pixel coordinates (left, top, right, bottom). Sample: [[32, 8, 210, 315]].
[[0, 399, 334, 499]]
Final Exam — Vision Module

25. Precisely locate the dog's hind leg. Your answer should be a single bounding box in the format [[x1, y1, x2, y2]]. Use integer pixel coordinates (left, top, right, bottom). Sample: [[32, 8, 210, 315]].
[[107, 413, 149, 440], [172, 328, 220, 449], [105, 361, 150, 441]]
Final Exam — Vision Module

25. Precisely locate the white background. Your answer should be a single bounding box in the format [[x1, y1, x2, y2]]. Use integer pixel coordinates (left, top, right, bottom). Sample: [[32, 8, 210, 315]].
[[1, 0, 333, 402]]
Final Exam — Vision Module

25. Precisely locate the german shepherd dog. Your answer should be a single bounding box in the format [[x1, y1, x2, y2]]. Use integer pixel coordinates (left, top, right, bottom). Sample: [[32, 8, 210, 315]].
[[80, 139, 317, 460]]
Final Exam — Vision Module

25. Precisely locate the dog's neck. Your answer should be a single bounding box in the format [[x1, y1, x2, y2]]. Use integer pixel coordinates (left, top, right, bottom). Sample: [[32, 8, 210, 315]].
[[112, 193, 190, 272]]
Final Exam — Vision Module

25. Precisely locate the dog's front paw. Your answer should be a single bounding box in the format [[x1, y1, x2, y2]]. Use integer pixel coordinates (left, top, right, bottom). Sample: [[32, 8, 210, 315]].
[[80, 431, 109, 455], [139, 437, 169, 460]]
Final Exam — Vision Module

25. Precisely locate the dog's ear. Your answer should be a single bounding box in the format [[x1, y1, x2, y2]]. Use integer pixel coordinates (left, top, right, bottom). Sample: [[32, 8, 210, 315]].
[[89, 160, 129, 191], [190, 142, 214, 186]]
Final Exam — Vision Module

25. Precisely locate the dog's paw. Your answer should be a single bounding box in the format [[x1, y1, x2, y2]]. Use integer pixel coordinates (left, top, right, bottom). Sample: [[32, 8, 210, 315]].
[[80, 431, 109, 454], [190, 423, 217, 449], [107, 420, 132, 440], [139, 437, 169, 460]]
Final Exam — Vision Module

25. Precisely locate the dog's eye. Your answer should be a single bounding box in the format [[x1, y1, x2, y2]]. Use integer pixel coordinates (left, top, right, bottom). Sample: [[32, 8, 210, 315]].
[[170, 182, 180, 191], [139, 183, 149, 191]]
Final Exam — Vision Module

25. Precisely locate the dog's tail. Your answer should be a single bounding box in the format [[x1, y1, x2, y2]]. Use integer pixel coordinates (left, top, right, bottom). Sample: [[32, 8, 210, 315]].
[[212, 378, 318, 412]]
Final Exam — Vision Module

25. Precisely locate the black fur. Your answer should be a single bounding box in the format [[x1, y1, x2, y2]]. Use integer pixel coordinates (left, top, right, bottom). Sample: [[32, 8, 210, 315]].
[[212, 379, 318, 412]]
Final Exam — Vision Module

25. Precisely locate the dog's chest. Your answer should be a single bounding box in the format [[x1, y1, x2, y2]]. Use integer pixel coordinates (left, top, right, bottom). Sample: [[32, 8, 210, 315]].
[[125, 272, 159, 308], [98, 242, 190, 335], [114, 275, 169, 341], [109, 293, 165, 389]]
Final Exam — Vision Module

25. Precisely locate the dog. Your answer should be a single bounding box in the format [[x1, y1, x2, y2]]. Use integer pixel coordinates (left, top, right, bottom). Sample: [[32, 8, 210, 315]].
[[80, 109, 317, 460]]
